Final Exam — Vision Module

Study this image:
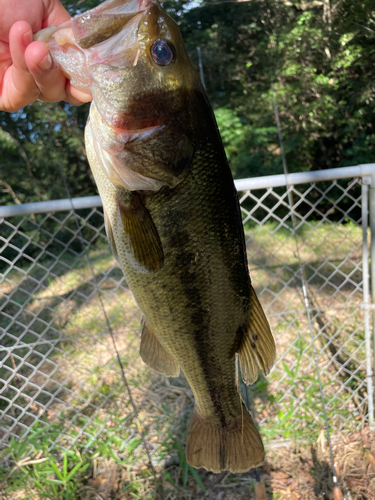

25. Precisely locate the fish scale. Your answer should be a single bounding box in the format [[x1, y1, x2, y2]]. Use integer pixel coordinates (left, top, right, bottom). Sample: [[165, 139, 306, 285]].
[[37, 0, 276, 473]]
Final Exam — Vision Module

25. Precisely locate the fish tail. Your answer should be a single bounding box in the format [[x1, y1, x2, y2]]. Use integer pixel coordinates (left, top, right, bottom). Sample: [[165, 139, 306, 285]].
[[186, 404, 264, 473]]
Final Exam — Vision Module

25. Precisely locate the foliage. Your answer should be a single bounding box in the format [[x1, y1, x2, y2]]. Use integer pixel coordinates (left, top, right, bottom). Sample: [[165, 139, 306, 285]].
[[0, 424, 91, 499], [0, 102, 92, 205], [0, 419, 208, 499], [1, 0, 374, 200], [166, 438, 206, 493], [173, 0, 375, 177], [0, 416, 155, 499]]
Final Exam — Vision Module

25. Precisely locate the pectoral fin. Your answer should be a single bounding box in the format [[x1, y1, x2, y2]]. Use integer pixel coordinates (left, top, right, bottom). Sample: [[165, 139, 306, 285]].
[[140, 320, 180, 377], [118, 193, 164, 272], [238, 285, 276, 385]]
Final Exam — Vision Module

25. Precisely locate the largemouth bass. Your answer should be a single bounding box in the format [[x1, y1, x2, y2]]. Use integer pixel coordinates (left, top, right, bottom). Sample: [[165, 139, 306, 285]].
[[36, 0, 276, 473]]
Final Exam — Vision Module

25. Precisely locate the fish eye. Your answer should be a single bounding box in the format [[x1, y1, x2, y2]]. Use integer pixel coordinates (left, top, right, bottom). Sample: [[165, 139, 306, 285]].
[[150, 39, 175, 66]]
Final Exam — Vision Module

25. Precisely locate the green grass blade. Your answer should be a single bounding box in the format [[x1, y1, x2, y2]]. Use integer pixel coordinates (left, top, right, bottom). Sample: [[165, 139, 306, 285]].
[[49, 460, 64, 481], [189, 466, 206, 492], [66, 461, 87, 481], [183, 460, 189, 487], [63, 453, 68, 480], [282, 362, 294, 379]]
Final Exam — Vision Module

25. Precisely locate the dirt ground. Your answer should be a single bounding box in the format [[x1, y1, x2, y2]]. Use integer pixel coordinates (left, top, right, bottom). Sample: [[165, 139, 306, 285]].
[[74, 427, 375, 500]]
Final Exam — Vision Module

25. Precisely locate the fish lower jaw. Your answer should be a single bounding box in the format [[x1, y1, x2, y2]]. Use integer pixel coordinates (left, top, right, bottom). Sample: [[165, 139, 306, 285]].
[[110, 123, 164, 145]]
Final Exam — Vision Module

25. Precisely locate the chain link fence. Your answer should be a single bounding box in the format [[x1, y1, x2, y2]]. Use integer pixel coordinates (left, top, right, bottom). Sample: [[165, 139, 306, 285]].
[[1, 164, 375, 464]]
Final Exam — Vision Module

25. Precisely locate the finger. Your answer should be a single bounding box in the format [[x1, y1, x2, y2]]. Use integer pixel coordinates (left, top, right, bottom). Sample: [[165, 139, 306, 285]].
[[43, 0, 71, 27], [38, 88, 90, 106], [25, 40, 68, 102], [9, 21, 33, 73], [25, 42, 93, 105], [57, 93, 88, 106], [66, 81, 92, 104], [0, 41, 11, 62], [1, 21, 41, 111], [0, 58, 11, 84]]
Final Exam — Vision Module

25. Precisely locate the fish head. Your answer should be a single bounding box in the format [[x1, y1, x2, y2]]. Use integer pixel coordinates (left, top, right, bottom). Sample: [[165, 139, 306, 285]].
[[88, 2, 200, 119], [37, 0, 207, 191]]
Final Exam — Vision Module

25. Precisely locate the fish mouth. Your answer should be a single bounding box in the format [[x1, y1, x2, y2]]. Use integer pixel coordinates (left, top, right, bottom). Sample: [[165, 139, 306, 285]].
[[72, 0, 165, 134], [76, 0, 168, 191], [72, 0, 156, 50], [90, 79, 164, 147], [88, 100, 166, 192], [37, 0, 157, 66], [105, 115, 163, 134], [36, 0, 171, 191], [87, 111, 166, 192]]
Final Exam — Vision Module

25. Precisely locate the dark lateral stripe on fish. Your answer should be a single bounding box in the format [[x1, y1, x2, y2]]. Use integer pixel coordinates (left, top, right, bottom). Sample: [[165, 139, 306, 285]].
[[176, 252, 229, 426]]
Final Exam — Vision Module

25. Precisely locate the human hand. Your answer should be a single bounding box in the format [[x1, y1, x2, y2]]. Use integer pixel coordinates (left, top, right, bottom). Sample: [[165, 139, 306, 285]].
[[0, 0, 92, 112]]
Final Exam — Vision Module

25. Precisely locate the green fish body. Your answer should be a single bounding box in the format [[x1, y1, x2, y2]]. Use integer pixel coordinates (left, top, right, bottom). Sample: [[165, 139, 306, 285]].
[[37, 0, 276, 473]]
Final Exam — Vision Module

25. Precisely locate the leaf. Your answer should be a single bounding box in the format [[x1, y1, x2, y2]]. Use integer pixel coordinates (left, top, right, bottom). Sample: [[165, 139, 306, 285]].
[[367, 451, 375, 467], [66, 461, 88, 481], [63, 453, 68, 480], [183, 460, 189, 487], [282, 362, 295, 379], [49, 460, 64, 481], [189, 466, 206, 492]]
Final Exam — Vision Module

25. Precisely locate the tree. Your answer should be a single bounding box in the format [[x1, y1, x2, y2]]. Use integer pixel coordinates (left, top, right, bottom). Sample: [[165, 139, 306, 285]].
[[171, 0, 375, 177], [1, 0, 374, 208]]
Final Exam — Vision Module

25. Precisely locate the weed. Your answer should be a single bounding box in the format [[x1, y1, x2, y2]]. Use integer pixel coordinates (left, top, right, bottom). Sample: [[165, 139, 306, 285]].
[[1, 433, 90, 499], [169, 439, 206, 493]]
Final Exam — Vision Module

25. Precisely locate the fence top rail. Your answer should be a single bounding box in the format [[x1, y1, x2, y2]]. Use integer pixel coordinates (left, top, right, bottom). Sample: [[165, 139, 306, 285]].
[[1, 163, 374, 218], [235, 163, 375, 191], [0, 196, 102, 219]]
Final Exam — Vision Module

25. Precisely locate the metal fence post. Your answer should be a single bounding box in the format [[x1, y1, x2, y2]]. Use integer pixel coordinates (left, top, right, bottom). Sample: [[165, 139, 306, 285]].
[[362, 176, 374, 428], [368, 167, 375, 429]]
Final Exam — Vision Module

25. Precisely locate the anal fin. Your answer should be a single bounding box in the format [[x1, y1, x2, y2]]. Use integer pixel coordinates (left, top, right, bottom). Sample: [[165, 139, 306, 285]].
[[140, 320, 180, 377], [238, 285, 276, 385]]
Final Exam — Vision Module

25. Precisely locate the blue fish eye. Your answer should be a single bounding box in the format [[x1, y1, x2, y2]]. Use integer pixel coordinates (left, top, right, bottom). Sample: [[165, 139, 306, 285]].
[[151, 39, 175, 66]]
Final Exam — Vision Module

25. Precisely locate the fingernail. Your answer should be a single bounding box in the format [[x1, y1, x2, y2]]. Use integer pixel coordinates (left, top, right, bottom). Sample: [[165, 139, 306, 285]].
[[38, 52, 53, 71], [23, 30, 32, 49]]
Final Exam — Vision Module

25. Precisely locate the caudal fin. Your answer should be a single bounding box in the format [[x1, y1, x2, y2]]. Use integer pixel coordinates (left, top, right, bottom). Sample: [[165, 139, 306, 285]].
[[186, 405, 264, 473]]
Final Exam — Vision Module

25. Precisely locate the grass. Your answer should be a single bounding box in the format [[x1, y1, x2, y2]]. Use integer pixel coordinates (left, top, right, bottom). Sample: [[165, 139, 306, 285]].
[[0, 418, 207, 499], [3, 427, 375, 499], [0, 421, 146, 499], [0, 215, 369, 498]]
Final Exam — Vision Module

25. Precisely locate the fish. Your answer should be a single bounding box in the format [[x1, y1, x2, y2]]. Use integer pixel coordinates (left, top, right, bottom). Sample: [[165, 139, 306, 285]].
[[36, 0, 276, 473]]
